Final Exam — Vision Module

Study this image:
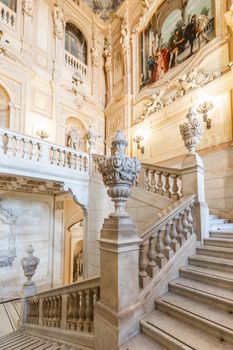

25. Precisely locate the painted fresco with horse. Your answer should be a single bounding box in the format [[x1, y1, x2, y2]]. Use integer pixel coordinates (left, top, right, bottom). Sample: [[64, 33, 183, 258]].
[[140, 0, 215, 89]]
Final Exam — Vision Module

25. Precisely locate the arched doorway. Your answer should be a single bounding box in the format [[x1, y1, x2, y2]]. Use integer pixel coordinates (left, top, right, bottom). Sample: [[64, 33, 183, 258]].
[[0, 86, 10, 128], [65, 117, 87, 152]]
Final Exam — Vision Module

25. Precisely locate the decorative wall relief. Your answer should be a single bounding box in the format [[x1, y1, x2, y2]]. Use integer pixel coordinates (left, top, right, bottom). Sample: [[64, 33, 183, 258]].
[[139, 0, 215, 89], [22, 0, 34, 17], [136, 67, 221, 124], [224, 4, 233, 32], [120, 14, 130, 55], [91, 28, 102, 67], [53, 5, 64, 40], [0, 201, 16, 268], [103, 34, 112, 73], [72, 72, 86, 109]]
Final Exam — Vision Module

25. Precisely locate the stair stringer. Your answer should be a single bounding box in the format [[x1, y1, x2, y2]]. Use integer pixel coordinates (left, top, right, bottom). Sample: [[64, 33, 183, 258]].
[[139, 234, 198, 315]]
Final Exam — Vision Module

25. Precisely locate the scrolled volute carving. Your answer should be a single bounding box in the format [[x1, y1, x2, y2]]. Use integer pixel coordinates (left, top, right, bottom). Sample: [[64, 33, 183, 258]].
[[99, 131, 141, 217], [180, 107, 204, 154]]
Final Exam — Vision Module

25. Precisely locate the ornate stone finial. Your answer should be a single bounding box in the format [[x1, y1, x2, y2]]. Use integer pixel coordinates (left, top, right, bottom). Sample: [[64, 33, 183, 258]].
[[180, 107, 204, 155], [99, 131, 141, 217], [21, 245, 40, 296]]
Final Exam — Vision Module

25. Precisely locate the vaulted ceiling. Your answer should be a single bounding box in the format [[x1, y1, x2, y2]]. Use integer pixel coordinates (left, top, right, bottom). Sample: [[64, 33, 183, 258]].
[[83, 0, 125, 20]]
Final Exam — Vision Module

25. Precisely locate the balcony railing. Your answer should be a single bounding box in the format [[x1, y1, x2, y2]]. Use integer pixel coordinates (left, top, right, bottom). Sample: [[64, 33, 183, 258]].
[[64, 50, 88, 78], [0, 2, 16, 29]]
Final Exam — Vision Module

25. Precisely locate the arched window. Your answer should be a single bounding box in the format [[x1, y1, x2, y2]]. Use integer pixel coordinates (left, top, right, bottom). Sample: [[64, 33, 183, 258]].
[[0, 85, 10, 128], [65, 22, 87, 65], [1, 0, 17, 12]]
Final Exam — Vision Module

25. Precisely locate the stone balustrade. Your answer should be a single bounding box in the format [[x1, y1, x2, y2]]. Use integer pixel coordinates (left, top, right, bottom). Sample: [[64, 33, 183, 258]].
[[137, 163, 183, 200], [139, 195, 195, 288], [0, 127, 88, 175], [64, 50, 88, 78], [0, 2, 16, 29], [25, 277, 100, 334]]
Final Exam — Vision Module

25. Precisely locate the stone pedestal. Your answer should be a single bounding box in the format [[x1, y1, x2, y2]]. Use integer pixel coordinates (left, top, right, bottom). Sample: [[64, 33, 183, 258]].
[[94, 216, 143, 350], [181, 153, 209, 242]]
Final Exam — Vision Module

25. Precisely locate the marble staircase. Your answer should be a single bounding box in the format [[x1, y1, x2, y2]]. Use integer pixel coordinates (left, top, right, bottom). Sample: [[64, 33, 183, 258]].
[[0, 331, 85, 350], [139, 223, 233, 350]]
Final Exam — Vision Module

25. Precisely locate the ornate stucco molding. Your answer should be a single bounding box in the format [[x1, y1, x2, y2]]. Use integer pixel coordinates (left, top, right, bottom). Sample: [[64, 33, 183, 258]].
[[91, 27, 102, 67], [224, 4, 233, 32], [135, 67, 221, 124], [53, 5, 64, 40], [22, 0, 33, 17], [98, 131, 141, 217]]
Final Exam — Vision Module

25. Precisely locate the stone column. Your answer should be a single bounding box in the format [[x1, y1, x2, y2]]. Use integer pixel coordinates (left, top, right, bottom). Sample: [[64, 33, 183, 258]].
[[94, 131, 143, 350], [180, 107, 209, 242]]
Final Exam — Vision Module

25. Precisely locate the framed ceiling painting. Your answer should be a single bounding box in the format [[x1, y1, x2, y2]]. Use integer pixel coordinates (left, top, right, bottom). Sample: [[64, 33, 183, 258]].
[[139, 0, 215, 90]]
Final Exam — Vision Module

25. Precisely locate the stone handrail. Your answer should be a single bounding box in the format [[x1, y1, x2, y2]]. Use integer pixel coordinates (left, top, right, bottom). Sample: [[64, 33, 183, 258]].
[[137, 163, 183, 200], [25, 277, 100, 334], [64, 50, 88, 78], [0, 2, 16, 29], [0, 127, 89, 174], [139, 195, 195, 288]]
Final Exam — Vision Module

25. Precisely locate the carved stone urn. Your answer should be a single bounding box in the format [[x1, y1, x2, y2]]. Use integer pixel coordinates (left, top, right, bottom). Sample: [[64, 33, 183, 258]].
[[99, 130, 141, 217], [180, 107, 204, 154], [21, 245, 40, 296]]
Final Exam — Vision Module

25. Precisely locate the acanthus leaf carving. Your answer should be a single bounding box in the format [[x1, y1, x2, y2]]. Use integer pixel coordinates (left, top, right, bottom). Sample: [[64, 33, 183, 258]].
[[22, 0, 33, 17], [180, 107, 204, 154], [53, 5, 65, 40], [91, 28, 102, 67]]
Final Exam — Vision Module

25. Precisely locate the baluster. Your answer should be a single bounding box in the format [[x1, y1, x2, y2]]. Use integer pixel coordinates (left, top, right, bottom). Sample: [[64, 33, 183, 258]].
[[171, 175, 180, 200], [56, 296, 62, 328], [155, 230, 166, 268], [57, 149, 63, 166], [176, 214, 185, 246], [79, 155, 82, 171], [84, 156, 88, 172], [146, 235, 158, 277], [73, 292, 80, 330], [79, 290, 87, 331], [42, 299, 46, 325], [148, 170, 156, 192], [67, 152, 73, 168], [63, 151, 68, 167], [139, 243, 149, 288], [85, 289, 94, 332], [66, 294, 73, 329], [182, 211, 190, 240], [170, 218, 180, 252], [14, 136, 21, 157], [31, 141, 38, 161], [156, 171, 163, 195], [187, 206, 194, 235], [73, 153, 78, 170], [179, 175, 183, 198], [52, 296, 57, 327], [48, 297, 53, 327], [164, 173, 171, 198], [7, 134, 14, 156], [163, 223, 173, 259]]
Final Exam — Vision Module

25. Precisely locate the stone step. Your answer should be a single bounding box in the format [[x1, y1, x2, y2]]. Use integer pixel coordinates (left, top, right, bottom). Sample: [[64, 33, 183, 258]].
[[141, 310, 233, 350], [180, 265, 233, 290], [155, 292, 233, 344], [0, 331, 84, 350], [120, 333, 168, 350], [189, 255, 233, 272], [204, 238, 233, 248], [169, 277, 233, 312], [209, 219, 229, 225], [197, 245, 233, 259], [210, 231, 233, 239], [209, 224, 233, 231]]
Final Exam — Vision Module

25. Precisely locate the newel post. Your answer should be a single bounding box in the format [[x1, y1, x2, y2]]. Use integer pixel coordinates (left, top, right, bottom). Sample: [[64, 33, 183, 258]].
[[94, 131, 143, 350], [180, 107, 209, 242]]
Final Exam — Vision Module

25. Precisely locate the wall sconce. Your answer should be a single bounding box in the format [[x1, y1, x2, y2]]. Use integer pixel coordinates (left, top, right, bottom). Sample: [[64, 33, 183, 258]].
[[133, 135, 144, 154], [197, 101, 214, 129], [36, 130, 49, 140]]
